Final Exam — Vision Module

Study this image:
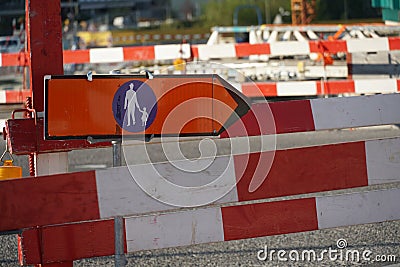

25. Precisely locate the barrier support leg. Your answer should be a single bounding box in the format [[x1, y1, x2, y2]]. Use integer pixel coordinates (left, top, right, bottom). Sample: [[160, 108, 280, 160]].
[[113, 141, 126, 267], [114, 216, 127, 267], [21, 0, 70, 265]]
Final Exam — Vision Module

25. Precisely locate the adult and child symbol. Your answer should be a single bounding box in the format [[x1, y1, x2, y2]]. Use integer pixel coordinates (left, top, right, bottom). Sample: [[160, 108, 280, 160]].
[[112, 80, 157, 133], [124, 83, 149, 127]]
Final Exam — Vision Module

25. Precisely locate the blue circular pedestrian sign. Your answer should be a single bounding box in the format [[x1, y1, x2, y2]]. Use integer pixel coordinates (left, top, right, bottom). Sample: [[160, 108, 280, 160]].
[[112, 80, 157, 132]]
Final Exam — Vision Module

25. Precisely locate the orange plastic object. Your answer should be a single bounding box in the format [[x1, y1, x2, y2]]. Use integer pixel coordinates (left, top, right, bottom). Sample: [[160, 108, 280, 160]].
[[0, 160, 22, 180]]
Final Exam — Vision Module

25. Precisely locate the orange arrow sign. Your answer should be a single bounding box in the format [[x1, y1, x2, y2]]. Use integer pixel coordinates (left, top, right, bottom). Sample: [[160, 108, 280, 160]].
[[45, 74, 250, 140]]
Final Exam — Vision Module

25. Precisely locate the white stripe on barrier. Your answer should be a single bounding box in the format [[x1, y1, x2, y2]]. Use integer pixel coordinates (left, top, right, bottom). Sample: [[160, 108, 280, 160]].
[[354, 78, 398, 94], [197, 44, 236, 60], [0, 91, 6, 103], [366, 138, 400, 185], [0, 119, 5, 130], [125, 207, 224, 252], [347, 37, 389, 53], [310, 93, 400, 130], [154, 44, 191, 60], [0, 53, 2, 67], [96, 166, 172, 218], [316, 188, 400, 229], [96, 156, 238, 218], [277, 80, 316, 96], [270, 41, 310, 56], [89, 47, 124, 63]]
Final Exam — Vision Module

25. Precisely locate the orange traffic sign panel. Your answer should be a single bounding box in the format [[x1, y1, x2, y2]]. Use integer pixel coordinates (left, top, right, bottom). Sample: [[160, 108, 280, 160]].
[[44, 74, 250, 140]]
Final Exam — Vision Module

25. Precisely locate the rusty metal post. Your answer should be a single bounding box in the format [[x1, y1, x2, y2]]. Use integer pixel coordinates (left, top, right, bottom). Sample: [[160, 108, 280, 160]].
[[26, 0, 64, 112], [24, 1, 70, 267]]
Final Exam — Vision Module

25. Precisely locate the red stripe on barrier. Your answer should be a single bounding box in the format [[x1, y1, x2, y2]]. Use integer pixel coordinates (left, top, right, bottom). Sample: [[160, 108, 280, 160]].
[[235, 43, 271, 57], [309, 40, 348, 53], [0, 171, 100, 231], [63, 50, 90, 64], [5, 90, 31, 103], [389, 37, 400, 51], [21, 219, 117, 265], [241, 82, 277, 97], [191, 46, 199, 59], [221, 100, 315, 138], [2, 52, 27, 67], [316, 79, 355, 95], [19, 229, 41, 265], [222, 198, 318, 240], [123, 46, 155, 61], [234, 142, 368, 202], [270, 99, 315, 133], [220, 103, 275, 138]]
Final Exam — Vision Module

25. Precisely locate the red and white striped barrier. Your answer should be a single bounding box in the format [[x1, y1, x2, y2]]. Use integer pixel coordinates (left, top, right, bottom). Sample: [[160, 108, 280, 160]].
[[19, 186, 400, 265], [0, 44, 192, 67], [240, 78, 400, 97], [1, 137, 400, 232], [3, 92, 399, 266], [194, 37, 400, 60], [63, 43, 192, 64], [123, 187, 400, 248], [2, 37, 400, 66], [222, 93, 400, 137]]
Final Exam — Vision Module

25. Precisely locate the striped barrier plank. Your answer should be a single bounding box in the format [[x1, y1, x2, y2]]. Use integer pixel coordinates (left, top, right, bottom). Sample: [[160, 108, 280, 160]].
[[2, 37, 400, 67], [195, 37, 400, 60], [222, 93, 400, 137], [0, 44, 191, 67], [19, 187, 400, 265], [65, 43, 192, 64], [1, 137, 400, 232], [240, 78, 400, 97]]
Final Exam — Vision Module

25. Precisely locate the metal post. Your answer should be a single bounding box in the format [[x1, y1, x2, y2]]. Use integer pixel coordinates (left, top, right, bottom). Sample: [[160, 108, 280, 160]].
[[112, 140, 122, 167], [112, 139, 125, 267], [110, 68, 123, 170], [114, 216, 126, 267]]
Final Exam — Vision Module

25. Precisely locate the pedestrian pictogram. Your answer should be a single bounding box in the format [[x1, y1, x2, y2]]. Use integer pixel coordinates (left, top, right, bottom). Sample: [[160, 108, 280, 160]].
[[112, 80, 157, 133]]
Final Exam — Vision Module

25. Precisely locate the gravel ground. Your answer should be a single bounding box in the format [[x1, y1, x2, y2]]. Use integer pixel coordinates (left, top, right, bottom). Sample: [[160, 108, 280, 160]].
[[1, 126, 400, 267]]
